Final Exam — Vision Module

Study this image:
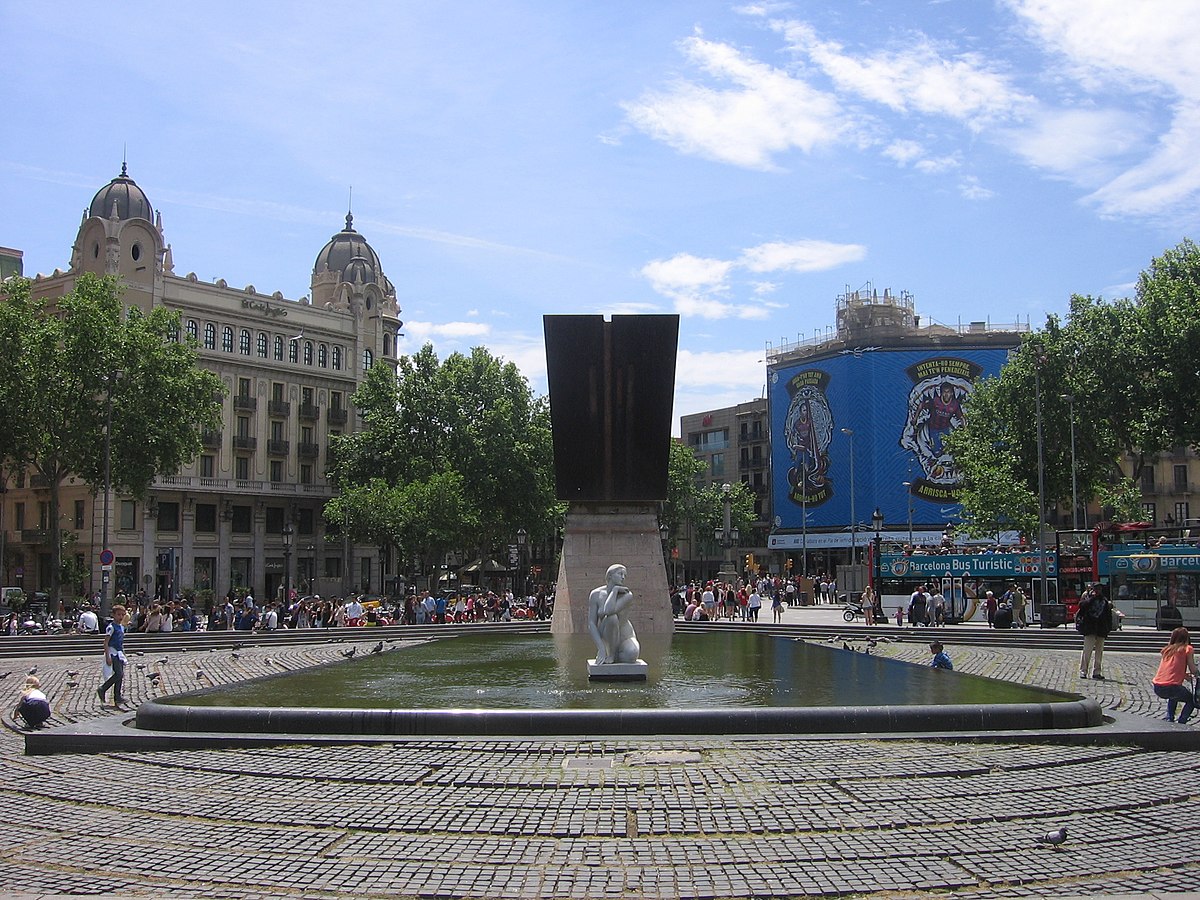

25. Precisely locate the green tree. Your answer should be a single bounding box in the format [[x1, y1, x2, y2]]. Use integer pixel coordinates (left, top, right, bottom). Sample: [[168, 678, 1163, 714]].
[[328, 344, 557, 583], [0, 274, 224, 606], [948, 239, 1200, 536]]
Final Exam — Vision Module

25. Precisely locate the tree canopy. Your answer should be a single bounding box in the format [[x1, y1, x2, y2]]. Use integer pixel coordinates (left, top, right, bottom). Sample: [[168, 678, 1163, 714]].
[[946, 238, 1200, 537], [327, 344, 559, 587], [0, 274, 224, 604]]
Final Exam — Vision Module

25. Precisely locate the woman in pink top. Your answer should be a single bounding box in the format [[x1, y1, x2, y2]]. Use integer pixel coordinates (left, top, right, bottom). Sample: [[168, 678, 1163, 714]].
[[1151, 627, 1197, 724]]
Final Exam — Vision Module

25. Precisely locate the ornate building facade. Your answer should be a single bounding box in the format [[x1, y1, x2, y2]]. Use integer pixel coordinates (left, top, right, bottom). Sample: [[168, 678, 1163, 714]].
[[3, 166, 403, 607]]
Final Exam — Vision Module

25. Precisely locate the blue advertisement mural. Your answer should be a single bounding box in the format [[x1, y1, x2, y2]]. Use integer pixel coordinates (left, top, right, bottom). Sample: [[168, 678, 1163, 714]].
[[769, 348, 1011, 534]]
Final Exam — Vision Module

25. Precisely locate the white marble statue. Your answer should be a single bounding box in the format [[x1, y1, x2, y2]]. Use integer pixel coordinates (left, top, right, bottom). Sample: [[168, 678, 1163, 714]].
[[588, 563, 641, 665]]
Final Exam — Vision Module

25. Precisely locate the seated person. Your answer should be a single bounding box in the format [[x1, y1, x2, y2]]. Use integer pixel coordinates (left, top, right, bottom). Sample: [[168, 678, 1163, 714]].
[[12, 676, 51, 729]]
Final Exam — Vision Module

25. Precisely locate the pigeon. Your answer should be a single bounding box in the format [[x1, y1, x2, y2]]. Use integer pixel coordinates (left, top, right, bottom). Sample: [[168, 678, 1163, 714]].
[[158, 657, 168, 665], [66, 681, 78, 688], [842, 642, 854, 652], [0, 672, 12, 680], [264, 657, 273, 666], [195, 670, 206, 681], [341, 647, 356, 658], [27, 666, 37, 675], [370, 641, 383, 654], [135, 663, 146, 671], [66, 670, 80, 677], [230, 653, 240, 660], [1036, 826, 1068, 850]]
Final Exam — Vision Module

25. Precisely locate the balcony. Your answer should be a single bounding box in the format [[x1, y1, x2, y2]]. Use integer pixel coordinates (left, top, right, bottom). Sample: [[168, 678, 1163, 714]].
[[30, 474, 50, 489], [267, 439, 290, 456], [20, 529, 50, 544], [298, 442, 321, 459], [233, 395, 257, 412], [328, 407, 348, 426], [298, 402, 320, 422], [232, 435, 257, 451], [201, 430, 222, 449], [268, 399, 291, 417]]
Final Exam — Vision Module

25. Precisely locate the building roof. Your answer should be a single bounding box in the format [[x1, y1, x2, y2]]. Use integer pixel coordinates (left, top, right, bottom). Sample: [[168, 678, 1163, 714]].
[[313, 211, 384, 286], [88, 163, 154, 222]]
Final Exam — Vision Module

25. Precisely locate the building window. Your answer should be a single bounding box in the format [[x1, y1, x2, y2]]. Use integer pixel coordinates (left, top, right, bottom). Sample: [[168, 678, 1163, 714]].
[[14, 502, 24, 530], [203, 323, 215, 349], [119, 500, 136, 531], [1141, 467, 1155, 492], [332, 346, 342, 370], [239, 329, 251, 355], [257, 332, 268, 357], [195, 504, 217, 533], [1174, 464, 1188, 491], [362, 349, 374, 372], [222, 326, 234, 352], [303, 341, 314, 365], [289, 339, 299, 363], [265, 507, 286, 534], [711, 453, 724, 475], [200, 455, 215, 478], [1174, 501, 1190, 525], [330, 391, 344, 412], [270, 460, 283, 483], [297, 507, 315, 535], [324, 556, 342, 578], [238, 377, 251, 399], [301, 386, 314, 407], [186, 319, 198, 342], [300, 463, 313, 485], [231, 506, 252, 534], [316, 343, 327, 368], [235, 456, 250, 480], [274, 336, 284, 361], [1143, 502, 1157, 524], [271, 382, 285, 403], [157, 501, 180, 532], [236, 415, 250, 438], [74, 499, 85, 529], [270, 420, 285, 441], [301, 425, 314, 445]]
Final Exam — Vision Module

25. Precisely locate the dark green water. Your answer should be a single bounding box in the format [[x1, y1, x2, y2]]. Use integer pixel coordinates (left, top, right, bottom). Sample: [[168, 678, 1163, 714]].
[[171, 632, 1070, 710]]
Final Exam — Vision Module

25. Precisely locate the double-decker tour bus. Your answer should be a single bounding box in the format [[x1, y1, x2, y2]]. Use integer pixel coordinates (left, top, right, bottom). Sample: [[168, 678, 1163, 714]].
[[1057, 522, 1200, 630], [873, 543, 1058, 625]]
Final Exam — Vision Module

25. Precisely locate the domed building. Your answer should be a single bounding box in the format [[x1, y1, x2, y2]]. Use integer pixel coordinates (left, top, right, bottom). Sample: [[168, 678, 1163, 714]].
[[9, 165, 405, 610]]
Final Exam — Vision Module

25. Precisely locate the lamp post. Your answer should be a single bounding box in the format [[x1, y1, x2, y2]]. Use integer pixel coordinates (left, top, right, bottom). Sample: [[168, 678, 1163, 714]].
[[1034, 356, 1049, 614], [841, 428, 857, 565], [714, 483, 739, 583], [901, 481, 915, 545], [99, 370, 123, 619], [1061, 394, 1079, 531], [659, 522, 671, 586], [282, 522, 294, 608], [516, 527, 527, 597], [871, 507, 884, 593]]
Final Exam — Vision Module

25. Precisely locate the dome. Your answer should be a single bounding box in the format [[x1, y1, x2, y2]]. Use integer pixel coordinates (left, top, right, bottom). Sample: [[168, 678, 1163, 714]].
[[88, 163, 154, 222], [313, 211, 383, 285]]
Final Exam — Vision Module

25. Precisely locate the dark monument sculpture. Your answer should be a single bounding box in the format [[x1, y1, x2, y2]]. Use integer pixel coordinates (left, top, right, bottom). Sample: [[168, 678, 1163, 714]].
[[544, 314, 678, 640]]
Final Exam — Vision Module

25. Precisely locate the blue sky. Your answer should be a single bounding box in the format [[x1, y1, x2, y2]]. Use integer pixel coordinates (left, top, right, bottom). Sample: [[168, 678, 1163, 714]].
[[3, 1, 1198, 432]]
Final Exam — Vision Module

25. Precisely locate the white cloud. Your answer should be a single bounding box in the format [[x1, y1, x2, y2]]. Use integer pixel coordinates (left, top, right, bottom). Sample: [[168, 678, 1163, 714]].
[[641, 252, 733, 297], [622, 33, 847, 170], [774, 20, 1031, 129], [739, 239, 866, 273], [884, 140, 925, 165], [957, 176, 995, 201], [403, 320, 491, 341]]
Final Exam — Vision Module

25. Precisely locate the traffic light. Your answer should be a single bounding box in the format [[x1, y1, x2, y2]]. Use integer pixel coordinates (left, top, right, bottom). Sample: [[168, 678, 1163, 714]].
[[785, 558, 793, 572]]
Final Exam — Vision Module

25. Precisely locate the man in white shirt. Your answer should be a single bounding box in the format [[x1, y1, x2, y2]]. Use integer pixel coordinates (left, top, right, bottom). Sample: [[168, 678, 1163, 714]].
[[345, 596, 364, 627], [77, 606, 99, 634]]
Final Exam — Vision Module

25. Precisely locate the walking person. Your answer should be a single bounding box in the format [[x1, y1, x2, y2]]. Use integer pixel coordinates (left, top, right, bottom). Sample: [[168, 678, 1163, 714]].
[[97, 604, 129, 708], [1151, 627, 1196, 724], [861, 585, 876, 625], [1076, 584, 1113, 680]]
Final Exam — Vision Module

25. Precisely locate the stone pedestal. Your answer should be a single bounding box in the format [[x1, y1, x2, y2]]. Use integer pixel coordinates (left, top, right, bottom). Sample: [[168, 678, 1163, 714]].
[[587, 659, 648, 681], [550, 503, 674, 638]]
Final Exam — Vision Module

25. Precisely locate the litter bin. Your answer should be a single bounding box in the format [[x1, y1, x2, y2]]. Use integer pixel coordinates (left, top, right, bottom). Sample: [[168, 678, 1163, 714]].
[[1038, 604, 1066, 628]]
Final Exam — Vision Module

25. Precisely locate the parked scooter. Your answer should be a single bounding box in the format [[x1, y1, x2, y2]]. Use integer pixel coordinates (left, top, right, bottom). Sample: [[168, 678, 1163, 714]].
[[842, 598, 880, 622]]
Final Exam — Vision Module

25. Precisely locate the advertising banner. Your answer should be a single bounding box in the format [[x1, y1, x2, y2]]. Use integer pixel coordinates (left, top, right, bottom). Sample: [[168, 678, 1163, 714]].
[[769, 347, 1011, 533]]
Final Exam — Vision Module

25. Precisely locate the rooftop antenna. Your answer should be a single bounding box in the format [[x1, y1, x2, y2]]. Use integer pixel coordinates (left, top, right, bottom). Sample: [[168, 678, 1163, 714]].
[[345, 186, 354, 230], [121, 143, 128, 177]]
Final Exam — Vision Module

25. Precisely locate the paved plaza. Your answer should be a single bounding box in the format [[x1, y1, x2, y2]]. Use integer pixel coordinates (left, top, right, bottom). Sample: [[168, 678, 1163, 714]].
[[1, 611, 1198, 899]]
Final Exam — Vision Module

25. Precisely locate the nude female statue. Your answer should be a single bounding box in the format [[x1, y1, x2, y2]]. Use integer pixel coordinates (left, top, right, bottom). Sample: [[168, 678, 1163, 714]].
[[587, 563, 641, 665]]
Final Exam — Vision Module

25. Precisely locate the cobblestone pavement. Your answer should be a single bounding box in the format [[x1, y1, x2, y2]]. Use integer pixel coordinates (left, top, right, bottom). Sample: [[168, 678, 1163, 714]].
[[1, 632, 1198, 899]]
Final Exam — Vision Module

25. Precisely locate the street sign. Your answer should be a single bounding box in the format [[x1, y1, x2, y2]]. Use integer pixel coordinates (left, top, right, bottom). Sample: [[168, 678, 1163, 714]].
[[99, 549, 115, 566]]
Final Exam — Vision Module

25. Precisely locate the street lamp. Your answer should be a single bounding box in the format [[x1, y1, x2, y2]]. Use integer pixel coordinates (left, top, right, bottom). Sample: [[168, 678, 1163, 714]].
[[282, 522, 294, 607], [901, 481, 915, 545], [871, 507, 884, 594], [841, 428, 857, 565], [714, 483, 739, 583], [516, 527, 528, 597], [99, 370, 123, 619], [1033, 355, 1049, 615], [1061, 394, 1079, 531]]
